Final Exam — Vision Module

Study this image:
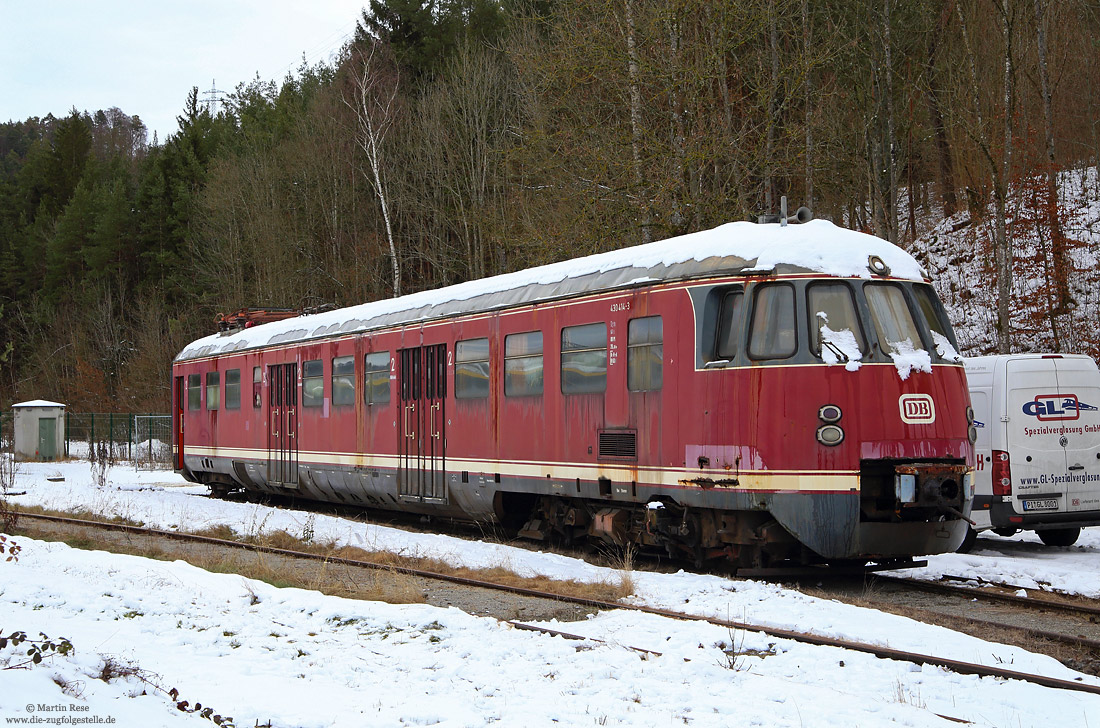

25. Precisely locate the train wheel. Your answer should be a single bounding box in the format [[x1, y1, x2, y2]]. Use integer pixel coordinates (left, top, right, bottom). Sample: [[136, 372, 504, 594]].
[[1037, 527, 1080, 547]]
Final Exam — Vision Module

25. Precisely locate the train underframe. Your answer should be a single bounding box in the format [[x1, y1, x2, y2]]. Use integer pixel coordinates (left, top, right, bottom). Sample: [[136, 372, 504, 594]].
[[185, 454, 971, 572]]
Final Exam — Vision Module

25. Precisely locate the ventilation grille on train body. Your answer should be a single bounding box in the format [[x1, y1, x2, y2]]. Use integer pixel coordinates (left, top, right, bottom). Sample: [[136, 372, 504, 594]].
[[598, 430, 637, 460]]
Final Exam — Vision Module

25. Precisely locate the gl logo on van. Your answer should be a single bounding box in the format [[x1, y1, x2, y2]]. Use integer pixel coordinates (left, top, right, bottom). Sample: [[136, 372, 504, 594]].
[[899, 394, 936, 424], [1022, 394, 1097, 421]]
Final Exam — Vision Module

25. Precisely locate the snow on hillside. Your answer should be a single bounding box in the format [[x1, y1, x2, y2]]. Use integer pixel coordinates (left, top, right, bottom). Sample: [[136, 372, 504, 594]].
[[3, 461, 1100, 726], [913, 167, 1100, 360]]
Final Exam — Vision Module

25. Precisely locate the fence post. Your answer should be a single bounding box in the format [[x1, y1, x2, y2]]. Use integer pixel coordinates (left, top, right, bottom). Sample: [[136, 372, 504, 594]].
[[127, 414, 133, 461], [90, 413, 95, 456]]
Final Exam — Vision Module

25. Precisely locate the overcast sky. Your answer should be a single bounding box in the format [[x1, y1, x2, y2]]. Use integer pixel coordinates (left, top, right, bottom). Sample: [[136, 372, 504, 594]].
[[2, 1, 364, 142]]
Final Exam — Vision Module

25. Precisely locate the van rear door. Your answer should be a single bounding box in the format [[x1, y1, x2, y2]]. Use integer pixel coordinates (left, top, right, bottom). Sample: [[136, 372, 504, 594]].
[[1006, 357, 1070, 515], [1006, 356, 1100, 516], [1053, 357, 1100, 513]]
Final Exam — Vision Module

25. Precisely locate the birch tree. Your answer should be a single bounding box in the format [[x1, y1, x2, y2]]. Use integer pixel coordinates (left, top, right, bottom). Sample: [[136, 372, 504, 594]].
[[346, 42, 402, 298]]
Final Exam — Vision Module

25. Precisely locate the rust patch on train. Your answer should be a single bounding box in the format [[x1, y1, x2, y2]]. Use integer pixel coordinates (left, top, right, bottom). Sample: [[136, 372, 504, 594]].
[[678, 477, 741, 489]]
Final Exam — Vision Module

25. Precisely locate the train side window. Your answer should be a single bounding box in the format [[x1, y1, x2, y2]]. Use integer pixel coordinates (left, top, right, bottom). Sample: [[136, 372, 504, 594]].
[[187, 374, 201, 411], [627, 316, 662, 391], [864, 283, 922, 357], [252, 366, 262, 408], [505, 331, 543, 397], [302, 359, 324, 407], [561, 323, 607, 394], [332, 355, 355, 406], [225, 369, 241, 410], [364, 352, 391, 405], [206, 371, 220, 410], [807, 283, 865, 359], [455, 338, 490, 399], [715, 291, 743, 360], [748, 283, 797, 360]]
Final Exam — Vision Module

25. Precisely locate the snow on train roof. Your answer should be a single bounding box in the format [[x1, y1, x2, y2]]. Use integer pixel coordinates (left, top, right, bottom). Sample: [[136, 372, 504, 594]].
[[176, 219, 924, 361]]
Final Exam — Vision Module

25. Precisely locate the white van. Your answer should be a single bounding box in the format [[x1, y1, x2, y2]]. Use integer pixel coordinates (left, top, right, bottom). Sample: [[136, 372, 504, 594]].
[[962, 353, 1100, 550]]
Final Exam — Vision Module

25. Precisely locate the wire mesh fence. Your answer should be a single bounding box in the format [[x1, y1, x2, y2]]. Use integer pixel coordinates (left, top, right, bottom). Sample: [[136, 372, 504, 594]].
[[62, 413, 173, 468]]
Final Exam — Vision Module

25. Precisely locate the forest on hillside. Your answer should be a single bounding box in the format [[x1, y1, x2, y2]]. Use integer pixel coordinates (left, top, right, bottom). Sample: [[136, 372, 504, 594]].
[[2, 0, 1098, 412]]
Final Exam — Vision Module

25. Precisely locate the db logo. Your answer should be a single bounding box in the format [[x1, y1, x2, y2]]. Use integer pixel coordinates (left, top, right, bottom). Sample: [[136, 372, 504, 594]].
[[899, 394, 936, 424]]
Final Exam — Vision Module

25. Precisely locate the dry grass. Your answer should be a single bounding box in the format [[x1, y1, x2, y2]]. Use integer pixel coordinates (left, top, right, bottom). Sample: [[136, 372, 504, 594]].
[[13, 503, 146, 528], [9, 506, 637, 607]]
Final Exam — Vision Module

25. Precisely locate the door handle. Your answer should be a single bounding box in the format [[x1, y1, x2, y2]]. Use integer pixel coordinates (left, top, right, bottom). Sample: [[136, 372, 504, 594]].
[[1069, 464, 1085, 471], [287, 408, 295, 439], [430, 403, 441, 439], [272, 408, 280, 437]]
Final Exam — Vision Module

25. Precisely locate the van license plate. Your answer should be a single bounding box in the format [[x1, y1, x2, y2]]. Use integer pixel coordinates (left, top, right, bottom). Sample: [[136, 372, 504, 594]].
[[1022, 499, 1059, 511]]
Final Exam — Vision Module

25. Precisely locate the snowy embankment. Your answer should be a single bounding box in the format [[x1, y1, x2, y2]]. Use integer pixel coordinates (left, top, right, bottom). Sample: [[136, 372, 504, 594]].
[[3, 461, 1100, 727]]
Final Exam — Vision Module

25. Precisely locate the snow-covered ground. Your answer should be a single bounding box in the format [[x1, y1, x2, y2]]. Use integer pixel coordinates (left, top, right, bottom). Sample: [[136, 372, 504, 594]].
[[3, 460, 1100, 727]]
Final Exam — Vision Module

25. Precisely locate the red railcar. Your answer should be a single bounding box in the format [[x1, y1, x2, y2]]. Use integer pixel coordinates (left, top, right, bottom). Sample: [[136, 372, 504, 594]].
[[172, 219, 975, 569]]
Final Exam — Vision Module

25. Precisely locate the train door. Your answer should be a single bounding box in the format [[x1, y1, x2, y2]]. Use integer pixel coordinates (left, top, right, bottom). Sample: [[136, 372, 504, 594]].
[[267, 363, 299, 487], [173, 376, 185, 471], [398, 344, 448, 503]]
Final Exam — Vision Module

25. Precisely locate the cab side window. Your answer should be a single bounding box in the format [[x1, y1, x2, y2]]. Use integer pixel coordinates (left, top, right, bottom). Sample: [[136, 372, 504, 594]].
[[715, 291, 743, 361], [748, 284, 796, 360]]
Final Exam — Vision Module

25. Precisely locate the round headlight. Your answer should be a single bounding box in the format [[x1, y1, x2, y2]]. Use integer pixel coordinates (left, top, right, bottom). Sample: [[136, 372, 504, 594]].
[[867, 255, 891, 276], [818, 404, 842, 423], [968, 425, 978, 444], [816, 424, 845, 446], [966, 406, 974, 424]]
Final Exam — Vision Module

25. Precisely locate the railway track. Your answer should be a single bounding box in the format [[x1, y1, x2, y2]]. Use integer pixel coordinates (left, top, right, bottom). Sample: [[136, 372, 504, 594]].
[[860, 574, 1100, 653], [9, 509, 1100, 698], [874, 574, 1100, 623]]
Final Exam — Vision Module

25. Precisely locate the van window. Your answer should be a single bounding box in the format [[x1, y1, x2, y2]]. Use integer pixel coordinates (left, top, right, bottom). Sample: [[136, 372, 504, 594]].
[[364, 352, 391, 405], [807, 283, 865, 358], [628, 316, 662, 391], [187, 374, 201, 410], [748, 284, 796, 360], [562, 323, 607, 394], [303, 359, 324, 407], [225, 369, 241, 410], [865, 283, 922, 356], [505, 331, 543, 396], [715, 291, 743, 360], [456, 338, 490, 399], [206, 371, 220, 410], [332, 355, 355, 406]]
